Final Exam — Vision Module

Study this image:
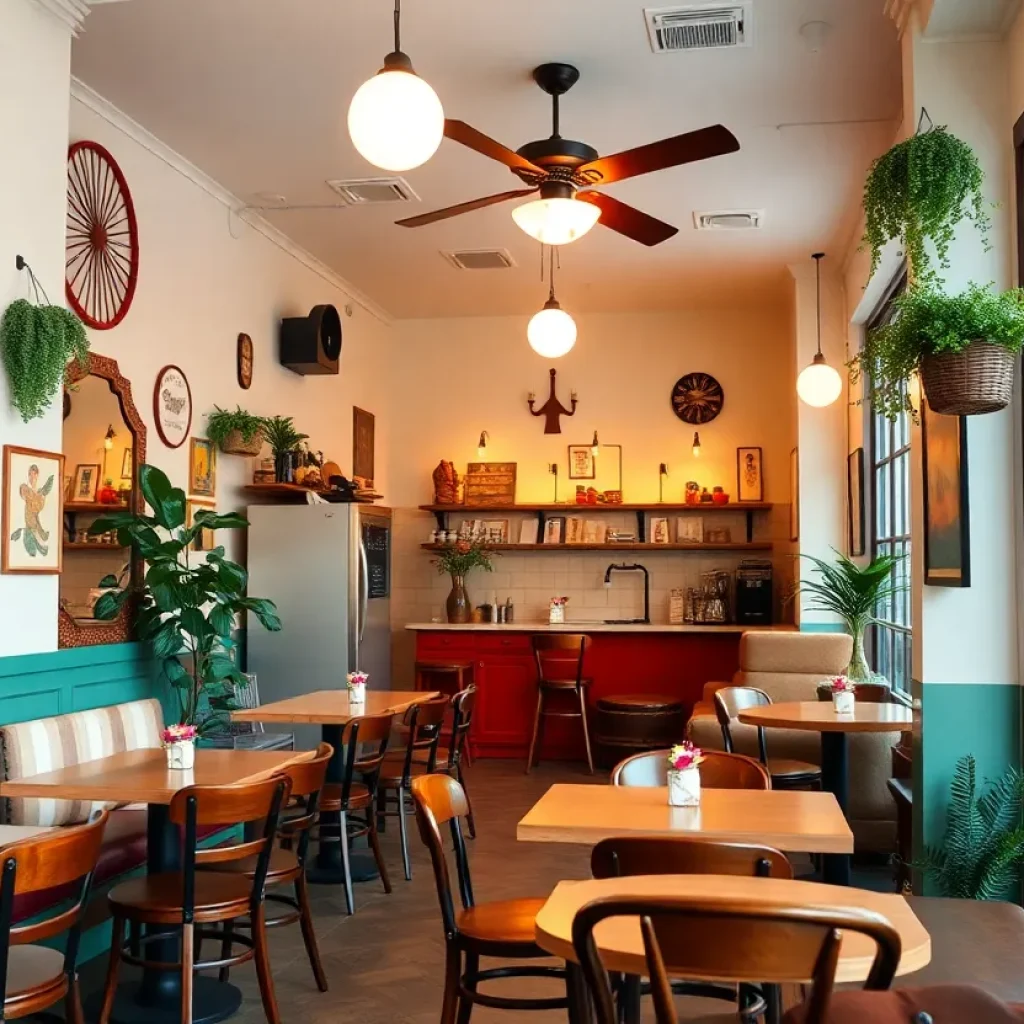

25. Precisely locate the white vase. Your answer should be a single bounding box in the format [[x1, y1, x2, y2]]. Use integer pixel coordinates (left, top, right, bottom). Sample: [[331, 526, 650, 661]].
[[348, 681, 366, 704], [667, 767, 701, 807], [166, 739, 195, 770], [549, 604, 565, 624], [832, 690, 855, 715]]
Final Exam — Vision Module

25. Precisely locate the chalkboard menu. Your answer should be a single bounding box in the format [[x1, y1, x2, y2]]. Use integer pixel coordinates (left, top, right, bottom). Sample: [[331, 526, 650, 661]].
[[464, 462, 517, 506]]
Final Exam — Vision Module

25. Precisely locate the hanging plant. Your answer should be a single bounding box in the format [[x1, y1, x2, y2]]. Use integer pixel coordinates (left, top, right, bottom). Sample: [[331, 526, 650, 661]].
[[862, 126, 990, 285], [206, 406, 266, 456]]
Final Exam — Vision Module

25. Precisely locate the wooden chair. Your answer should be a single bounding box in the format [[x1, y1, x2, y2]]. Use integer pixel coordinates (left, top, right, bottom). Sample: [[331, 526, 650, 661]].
[[0, 809, 108, 1023], [527, 634, 594, 774], [409, 661, 476, 765], [317, 712, 394, 915], [411, 773, 569, 1023], [572, 893, 902, 1024], [203, 742, 333, 992], [715, 686, 822, 790], [612, 749, 771, 790], [99, 775, 291, 1024]]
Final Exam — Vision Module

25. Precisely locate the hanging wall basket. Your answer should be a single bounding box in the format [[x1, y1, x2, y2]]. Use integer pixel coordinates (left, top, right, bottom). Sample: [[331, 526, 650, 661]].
[[920, 340, 1015, 416]]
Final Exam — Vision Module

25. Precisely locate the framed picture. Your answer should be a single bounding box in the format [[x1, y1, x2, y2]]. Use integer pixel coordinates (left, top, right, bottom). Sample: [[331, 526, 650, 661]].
[[237, 333, 253, 390], [544, 517, 565, 544], [64, 475, 73, 502], [650, 517, 671, 544], [481, 520, 509, 544], [789, 447, 800, 542], [566, 517, 584, 544], [737, 446, 764, 502], [519, 520, 539, 545], [121, 447, 133, 481], [848, 448, 866, 557], [2, 445, 65, 574], [582, 520, 606, 544], [189, 437, 217, 497], [353, 406, 375, 488], [677, 517, 704, 543], [72, 463, 101, 503], [567, 444, 595, 480], [153, 364, 192, 449], [186, 499, 217, 552], [922, 402, 970, 587]]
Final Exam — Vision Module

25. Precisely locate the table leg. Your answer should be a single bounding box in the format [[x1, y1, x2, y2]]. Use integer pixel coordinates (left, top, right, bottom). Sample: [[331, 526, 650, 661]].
[[821, 731, 851, 886], [85, 804, 242, 1024]]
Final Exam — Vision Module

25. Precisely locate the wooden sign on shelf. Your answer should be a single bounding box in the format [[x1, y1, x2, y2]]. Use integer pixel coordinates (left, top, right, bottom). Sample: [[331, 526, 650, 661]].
[[464, 462, 517, 506]]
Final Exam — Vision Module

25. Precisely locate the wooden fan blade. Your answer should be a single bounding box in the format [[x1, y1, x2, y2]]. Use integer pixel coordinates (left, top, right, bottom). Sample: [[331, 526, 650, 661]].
[[444, 119, 542, 174], [577, 192, 678, 246], [395, 188, 538, 228], [578, 125, 739, 186]]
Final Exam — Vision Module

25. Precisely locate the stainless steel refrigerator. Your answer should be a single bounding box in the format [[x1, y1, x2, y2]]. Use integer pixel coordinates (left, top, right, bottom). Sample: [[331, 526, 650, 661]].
[[246, 503, 391, 748]]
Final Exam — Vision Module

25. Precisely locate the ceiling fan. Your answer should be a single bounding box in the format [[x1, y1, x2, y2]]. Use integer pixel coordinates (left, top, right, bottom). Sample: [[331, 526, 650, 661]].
[[395, 62, 740, 247]]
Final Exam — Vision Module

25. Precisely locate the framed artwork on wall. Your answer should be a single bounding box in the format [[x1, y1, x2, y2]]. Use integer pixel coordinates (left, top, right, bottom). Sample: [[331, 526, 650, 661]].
[[237, 333, 253, 390], [922, 401, 971, 587], [650, 517, 671, 543], [186, 499, 217, 552], [848, 448, 866, 557], [72, 463, 101, 503], [153, 364, 192, 449], [353, 406, 375, 488], [736, 446, 764, 502], [2, 445, 65, 575], [121, 448, 134, 481], [567, 444, 595, 480], [189, 437, 217, 497], [544, 517, 565, 544], [789, 447, 799, 542]]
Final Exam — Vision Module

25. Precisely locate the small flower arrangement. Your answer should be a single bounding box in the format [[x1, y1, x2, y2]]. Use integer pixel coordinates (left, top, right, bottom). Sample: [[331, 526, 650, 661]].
[[550, 596, 570, 607], [828, 676, 854, 693], [432, 539, 495, 578], [347, 671, 368, 702], [667, 742, 704, 772], [666, 742, 704, 807], [162, 723, 197, 770], [828, 675, 856, 714], [162, 724, 197, 746], [548, 596, 570, 624]]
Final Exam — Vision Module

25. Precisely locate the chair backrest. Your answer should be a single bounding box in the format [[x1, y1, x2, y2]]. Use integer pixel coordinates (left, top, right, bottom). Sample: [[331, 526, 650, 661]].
[[448, 685, 476, 768], [341, 713, 394, 805], [532, 633, 590, 687], [279, 743, 333, 864], [411, 774, 474, 938], [611, 749, 770, 791], [572, 893, 902, 1024], [230, 673, 263, 736], [714, 686, 772, 760], [591, 836, 791, 881], [398, 696, 450, 783]]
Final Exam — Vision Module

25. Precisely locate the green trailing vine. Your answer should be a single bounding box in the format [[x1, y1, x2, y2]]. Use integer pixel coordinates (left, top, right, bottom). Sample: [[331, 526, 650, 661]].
[[1, 299, 88, 422], [206, 406, 265, 446], [862, 126, 990, 285]]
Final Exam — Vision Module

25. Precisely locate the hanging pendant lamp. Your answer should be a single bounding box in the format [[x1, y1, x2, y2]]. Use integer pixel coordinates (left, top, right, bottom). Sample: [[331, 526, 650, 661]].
[[528, 247, 577, 358], [347, 0, 444, 172], [796, 252, 843, 408]]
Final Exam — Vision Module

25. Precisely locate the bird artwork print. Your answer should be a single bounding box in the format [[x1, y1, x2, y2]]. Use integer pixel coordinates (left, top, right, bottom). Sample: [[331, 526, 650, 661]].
[[10, 464, 53, 558]]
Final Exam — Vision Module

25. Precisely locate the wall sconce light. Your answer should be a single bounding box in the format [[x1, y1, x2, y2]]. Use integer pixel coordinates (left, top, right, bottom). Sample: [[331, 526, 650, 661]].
[[476, 430, 489, 460], [659, 463, 668, 503], [692, 432, 701, 458], [591, 430, 600, 458], [103, 424, 116, 451], [548, 462, 559, 503]]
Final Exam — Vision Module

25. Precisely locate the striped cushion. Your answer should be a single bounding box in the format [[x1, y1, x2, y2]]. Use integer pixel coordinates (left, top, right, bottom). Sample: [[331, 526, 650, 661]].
[[0, 698, 164, 826]]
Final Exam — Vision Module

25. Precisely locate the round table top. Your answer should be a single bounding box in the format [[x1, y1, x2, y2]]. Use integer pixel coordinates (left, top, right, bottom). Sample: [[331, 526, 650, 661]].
[[534, 875, 930, 984], [737, 701, 913, 733]]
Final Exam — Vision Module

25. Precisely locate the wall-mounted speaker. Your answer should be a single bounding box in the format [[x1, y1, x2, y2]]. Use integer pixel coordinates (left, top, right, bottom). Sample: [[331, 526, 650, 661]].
[[279, 304, 342, 375]]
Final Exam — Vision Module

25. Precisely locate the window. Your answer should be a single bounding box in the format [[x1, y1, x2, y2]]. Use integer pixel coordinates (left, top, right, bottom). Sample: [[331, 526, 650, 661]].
[[868, 276, 912, 692]]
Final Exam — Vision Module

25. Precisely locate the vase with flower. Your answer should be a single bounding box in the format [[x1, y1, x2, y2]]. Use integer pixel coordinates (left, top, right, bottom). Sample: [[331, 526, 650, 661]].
[[829, 676, 856, 715], [347, 670, 368, 704], [163, 723, 197, 770], [666, 741, 704, 807], [432, 539, 495, 624]]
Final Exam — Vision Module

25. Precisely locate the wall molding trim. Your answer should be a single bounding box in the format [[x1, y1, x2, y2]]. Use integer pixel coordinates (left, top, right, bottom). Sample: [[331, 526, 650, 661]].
[[29, 0, 91, 34], [69, 78, 393, 326]]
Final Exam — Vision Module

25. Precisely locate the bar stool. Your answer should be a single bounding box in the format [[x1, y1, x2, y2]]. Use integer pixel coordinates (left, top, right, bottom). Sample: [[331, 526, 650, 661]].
[[412, 661, 475, 765], [527, 634, 594, 774]]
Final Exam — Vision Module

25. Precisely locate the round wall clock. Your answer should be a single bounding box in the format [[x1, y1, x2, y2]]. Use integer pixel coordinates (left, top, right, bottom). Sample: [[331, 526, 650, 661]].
[[65, 141, 140, 330], [153, 364, 192, 449], [671, 373, 724, 425]]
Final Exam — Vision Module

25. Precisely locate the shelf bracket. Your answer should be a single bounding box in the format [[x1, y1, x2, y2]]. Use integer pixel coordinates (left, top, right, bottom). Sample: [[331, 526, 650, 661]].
[[431, 509, 448, 532], [745, 510, 753, 544], [635, 510, 646, 543]]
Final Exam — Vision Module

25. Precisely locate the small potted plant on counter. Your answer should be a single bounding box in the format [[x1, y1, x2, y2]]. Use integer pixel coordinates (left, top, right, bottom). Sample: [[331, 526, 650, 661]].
[[206, 405, 266, 456], [432, 539, 494, 624], [667, 742, 704, 807], [828, 676, 855, 715], [262, 415, 309, 482]]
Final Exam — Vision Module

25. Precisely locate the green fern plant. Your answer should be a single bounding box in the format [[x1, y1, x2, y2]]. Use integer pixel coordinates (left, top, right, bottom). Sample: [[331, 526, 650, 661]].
[[918, 755, 1024, 900]]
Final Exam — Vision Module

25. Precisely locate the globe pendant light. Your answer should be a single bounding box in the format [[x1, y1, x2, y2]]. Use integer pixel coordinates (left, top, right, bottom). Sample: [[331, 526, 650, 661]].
[[528, 247, 577, 358], [797, 252, 843, 408], [347, 0, 444, 172]]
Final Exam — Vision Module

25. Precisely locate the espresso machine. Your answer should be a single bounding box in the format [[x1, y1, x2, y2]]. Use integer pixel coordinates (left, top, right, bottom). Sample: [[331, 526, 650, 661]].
[[735, 560, 773, 625]]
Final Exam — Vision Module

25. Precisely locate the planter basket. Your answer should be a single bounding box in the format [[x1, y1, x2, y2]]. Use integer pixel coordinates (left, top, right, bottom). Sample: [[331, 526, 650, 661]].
[[920, 340, 1015, 416], [220, 429, 264, 456]]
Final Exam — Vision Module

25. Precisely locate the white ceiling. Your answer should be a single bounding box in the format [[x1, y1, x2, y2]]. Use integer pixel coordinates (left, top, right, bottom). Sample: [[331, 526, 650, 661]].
[[71, 0, 901, 318]]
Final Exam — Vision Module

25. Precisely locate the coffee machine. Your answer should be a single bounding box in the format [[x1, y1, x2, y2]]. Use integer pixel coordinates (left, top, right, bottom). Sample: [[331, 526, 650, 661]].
[[735, 560, 773, 625]]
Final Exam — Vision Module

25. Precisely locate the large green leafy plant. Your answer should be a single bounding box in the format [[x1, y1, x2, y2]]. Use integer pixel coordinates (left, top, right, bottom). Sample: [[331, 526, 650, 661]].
[[90, 464, 281, 731], [919, 755, 1024, 900]]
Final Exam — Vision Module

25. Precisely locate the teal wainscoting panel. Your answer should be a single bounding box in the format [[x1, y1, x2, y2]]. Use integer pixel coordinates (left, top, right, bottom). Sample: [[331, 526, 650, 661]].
[[799, 623, 847, 634]]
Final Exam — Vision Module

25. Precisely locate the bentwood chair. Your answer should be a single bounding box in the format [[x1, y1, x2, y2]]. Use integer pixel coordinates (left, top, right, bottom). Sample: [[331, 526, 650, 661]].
[[527, 634, 594, 774], [99, 776, 291, 1024], [612, 748, 771, 790], [0, 809, 108, 1023], [784, 985, 1024, 1024], [411, 773, 569, 1023], [572, 894, 902, 1024], [714, 686, 822, 790], [204, 743, 332, 992]]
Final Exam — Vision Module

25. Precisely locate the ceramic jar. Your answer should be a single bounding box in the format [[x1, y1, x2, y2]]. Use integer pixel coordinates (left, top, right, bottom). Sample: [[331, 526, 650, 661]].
[[667, 767, 701, 807]]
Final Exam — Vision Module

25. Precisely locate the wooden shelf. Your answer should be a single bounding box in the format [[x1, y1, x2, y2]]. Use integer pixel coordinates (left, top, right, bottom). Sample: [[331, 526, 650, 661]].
[[419, 502, 773, 514], [64, 542, 126, 551], [244, 484, 377, 503], [65, 502, 127, 513], [420, 542, 773, 553]]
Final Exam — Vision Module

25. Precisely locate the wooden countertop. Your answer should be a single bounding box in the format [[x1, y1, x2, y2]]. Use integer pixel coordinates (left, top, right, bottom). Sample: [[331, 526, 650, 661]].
[[406, 622, 795, 634]]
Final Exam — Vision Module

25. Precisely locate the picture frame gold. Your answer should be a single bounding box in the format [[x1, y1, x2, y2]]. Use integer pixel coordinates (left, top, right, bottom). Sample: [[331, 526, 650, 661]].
[[189, 437, 216, 497], [186, 498, 217, 552], [2, 445, 65, 575]]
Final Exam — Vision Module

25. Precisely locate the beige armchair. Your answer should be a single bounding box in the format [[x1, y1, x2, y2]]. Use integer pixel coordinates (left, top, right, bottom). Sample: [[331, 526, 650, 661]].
[[687, 631, 898, 851]]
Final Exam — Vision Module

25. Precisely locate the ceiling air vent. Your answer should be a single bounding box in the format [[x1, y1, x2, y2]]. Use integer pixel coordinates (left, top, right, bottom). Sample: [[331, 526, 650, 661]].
[[644, 3, 752, 53], [442, 249, 516, 271], [325, 177, 418, 205], [694, 210, 763, 231]]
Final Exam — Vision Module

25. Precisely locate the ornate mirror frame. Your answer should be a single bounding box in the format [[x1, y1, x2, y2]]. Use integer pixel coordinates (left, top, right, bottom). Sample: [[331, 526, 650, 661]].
[[59, 353, 147, 648]]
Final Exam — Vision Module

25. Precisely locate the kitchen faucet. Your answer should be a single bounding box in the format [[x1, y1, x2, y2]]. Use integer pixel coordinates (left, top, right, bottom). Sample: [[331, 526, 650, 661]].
[[603, 563, 650, 624]]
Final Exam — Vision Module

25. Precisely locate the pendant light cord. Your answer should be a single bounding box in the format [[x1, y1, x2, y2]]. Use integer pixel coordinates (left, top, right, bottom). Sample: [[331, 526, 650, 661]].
[[393, 0, 401, 53], [813, 252, 824, 357]]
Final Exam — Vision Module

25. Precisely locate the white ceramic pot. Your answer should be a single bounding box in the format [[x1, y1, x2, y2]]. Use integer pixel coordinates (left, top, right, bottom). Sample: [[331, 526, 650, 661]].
[[549, 604, 565, 624], [832, 690, 855, 715], [166, 739, 195, 771], [348, 681, 366, 704], [667, 767, 701, 807]]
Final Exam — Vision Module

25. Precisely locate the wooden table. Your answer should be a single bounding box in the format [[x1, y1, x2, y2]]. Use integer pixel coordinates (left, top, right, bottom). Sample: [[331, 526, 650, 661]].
[[1, 747, 311, 1024], [738, 701, 913, 885], [232, 689, 439, 885], [518, 784, 854, 856]]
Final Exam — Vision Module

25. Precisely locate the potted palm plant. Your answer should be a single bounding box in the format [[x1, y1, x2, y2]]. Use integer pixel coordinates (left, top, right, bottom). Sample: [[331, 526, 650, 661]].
[[262, 415, 309, 483]]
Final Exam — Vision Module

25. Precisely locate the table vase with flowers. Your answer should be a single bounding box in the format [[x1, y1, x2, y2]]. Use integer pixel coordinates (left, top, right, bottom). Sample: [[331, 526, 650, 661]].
[[829, 676, 855, 714], [431, 539, 494, 624], [162, 724, 196, 770], [666, 742, 704, 806], [347, 670, 368, 704]]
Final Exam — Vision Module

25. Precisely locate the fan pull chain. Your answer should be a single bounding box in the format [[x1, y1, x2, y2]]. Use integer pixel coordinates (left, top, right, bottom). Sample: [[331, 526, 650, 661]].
[[15, 255, 51, 306]]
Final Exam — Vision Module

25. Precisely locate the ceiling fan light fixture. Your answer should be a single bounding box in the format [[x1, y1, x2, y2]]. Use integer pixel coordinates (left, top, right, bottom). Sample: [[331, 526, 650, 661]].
[[512, 197, 601, 246]]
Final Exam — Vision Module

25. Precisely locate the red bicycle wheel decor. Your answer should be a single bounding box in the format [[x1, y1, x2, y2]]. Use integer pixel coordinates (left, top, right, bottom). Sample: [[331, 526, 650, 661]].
[[65, 141, 139, 330]]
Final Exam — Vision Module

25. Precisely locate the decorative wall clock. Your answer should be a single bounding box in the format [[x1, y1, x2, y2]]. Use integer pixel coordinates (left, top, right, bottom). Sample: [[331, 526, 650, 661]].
[[671, 372, 724, 425], [153, 364, 192, 449], [65, 141, 140, 330]]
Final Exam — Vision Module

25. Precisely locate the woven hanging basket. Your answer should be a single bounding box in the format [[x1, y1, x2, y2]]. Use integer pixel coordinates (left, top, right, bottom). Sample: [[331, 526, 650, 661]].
[[219, 429, 265, 456], [919, 340, 1015, 416]]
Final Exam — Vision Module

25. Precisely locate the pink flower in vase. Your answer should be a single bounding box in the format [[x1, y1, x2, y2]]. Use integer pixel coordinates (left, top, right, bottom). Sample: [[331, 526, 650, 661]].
[[667, 742, 704, 772]]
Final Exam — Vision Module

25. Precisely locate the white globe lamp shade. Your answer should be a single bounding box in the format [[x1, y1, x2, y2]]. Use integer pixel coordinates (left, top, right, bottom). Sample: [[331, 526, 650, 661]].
[[527, 300, 577, 358], [348, 66, 444, 172], [797, 353, 843, 407], [512, 198, 600, 245]]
